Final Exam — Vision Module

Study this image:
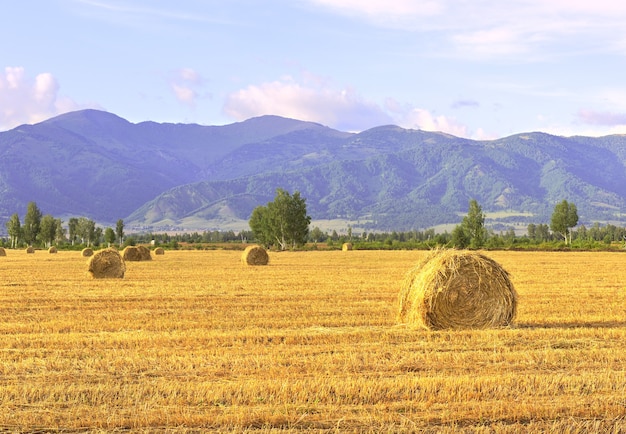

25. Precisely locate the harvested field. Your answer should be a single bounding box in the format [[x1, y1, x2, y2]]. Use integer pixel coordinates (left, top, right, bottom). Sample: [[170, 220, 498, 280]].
[[0, 250, 625, 432]]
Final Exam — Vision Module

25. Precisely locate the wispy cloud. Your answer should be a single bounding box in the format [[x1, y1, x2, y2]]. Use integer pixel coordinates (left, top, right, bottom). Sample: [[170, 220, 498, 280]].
[[307, 0, 626, 60], [0, 67, 90, 130], [72, 0, 236, 26]]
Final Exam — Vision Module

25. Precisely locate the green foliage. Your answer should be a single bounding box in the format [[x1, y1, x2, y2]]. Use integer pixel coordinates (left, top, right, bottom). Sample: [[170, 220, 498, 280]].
[[104, 227, 116, 246], [550, 200, 579, 244], [23, 202, 42, 246], [249, 188, 311, 250], [116, 219, 125, 246], [5, 213, 21, 248]]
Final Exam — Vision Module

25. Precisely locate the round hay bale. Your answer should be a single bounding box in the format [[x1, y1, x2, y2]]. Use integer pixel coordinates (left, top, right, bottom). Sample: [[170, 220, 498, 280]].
[[0, 247, 6, 256], [26, 246, 35, 254], [241, 245, 269, 266], [87, 248, 125, 279], [48, 246, 58, 254], [137, 245, 152, 260], [398, 249, 517, 330], [342, 242, 353, 251], [81, 248, 94, 257], [154, 247, 165, 255], [122, 246, 151, 261]]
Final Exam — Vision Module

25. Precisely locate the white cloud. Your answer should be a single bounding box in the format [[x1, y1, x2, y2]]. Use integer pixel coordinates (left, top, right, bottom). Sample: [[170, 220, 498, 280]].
[[169, 68, 207, 107], [400, 108, 468, 138], [223, 75, 392, 131], [0, 67, 84, 131]]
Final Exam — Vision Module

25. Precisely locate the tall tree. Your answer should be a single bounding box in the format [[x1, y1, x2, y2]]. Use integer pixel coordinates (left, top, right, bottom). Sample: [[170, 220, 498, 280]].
[[104, 227, 116, 247], [249, 206, 272, 248], [39, 214, 57, 248], [249, 188, 311, 250], [550, 200, 578, 244], [23, 202, 42, 246], [54, 218, 65, 244], [5, 213, 21, 249], [77, 217, 97, 247], [458, 199, 486, 248], [68, 217, 79, 245], [116, 219, 125, 246]]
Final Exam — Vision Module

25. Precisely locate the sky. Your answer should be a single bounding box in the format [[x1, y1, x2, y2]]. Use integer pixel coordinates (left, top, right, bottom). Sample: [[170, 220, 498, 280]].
[[2, 0, 626, 139]]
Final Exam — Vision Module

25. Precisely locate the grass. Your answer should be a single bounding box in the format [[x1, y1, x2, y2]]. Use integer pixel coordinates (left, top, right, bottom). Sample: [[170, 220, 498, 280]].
[[0, 249, 625, 432]]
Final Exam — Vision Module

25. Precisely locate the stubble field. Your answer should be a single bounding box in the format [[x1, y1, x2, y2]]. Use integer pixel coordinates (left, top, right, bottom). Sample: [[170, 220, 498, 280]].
[[0, 248, 625, 432]]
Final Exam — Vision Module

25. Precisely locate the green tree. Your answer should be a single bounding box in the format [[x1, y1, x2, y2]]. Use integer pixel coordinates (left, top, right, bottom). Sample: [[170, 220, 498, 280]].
[[54, 219, 65, 244], [104, 227, 116, 247], [68, 217, 79, 245], [5, 213, 21, 249], [309, 226, 325, 243], [39, 214, 57, 248], [249, 188, 311, 250], [249, 206, 272, 248], [550, 200, 578, 244], [458, 199, 486, 248], [77, 217, 97, 247], [451, 224, 470, 248], [116, 219, 125, 246], [23, 202, 42, 246]]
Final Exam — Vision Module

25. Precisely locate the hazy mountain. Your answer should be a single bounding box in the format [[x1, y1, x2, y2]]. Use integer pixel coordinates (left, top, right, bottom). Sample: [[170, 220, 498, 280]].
[[1, 109, 626, 232]]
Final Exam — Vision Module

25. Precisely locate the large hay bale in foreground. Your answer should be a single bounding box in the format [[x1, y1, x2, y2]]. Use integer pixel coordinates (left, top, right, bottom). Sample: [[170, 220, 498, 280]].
[[81, 248, 94, 257], [342, 242, 353, 251], [26, 246, 35, 254], [122, 246, 152, 261], [87, 248, 126, 279], [241, 245, 269, 266], [48, 246, 58, 254], [398, 249, 517, 330], [154, 247, 165, 255], [0, 247, 6, 256]]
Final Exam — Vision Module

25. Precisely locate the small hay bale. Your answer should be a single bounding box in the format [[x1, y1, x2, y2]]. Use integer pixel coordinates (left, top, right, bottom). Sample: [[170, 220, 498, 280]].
[[398, 249, 517, 330], [81, 248, 94, 257], [87, 248, 125, 279], [241, 245, 269, 266], [122, 246, 151, 261], [0, 247, 6, 256], [48, 246, 58, 254], [154, 247, 165, 255], [342, 242, 353, 251], [26, 246, 35, 254]]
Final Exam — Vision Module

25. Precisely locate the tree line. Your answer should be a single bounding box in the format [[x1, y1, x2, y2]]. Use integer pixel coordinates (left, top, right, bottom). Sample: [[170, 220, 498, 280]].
[[4, 195, 625, 251], [3, 202, 125, 249]]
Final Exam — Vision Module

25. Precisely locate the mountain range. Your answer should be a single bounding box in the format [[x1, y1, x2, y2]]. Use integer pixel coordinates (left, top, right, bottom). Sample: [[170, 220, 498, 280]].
[[1, 109, 625, 233]]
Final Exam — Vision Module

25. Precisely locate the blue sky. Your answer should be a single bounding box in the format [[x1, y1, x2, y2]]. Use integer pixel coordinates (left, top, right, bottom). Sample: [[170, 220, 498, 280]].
[[2, 0, 626, 139]]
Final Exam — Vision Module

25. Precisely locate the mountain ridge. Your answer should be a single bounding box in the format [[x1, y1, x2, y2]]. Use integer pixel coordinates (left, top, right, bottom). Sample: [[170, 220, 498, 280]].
[[1, 109, 625, 232]]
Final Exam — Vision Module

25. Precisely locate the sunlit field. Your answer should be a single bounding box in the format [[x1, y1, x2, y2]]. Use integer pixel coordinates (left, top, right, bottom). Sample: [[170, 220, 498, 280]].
[[1, 248, 625, 432]]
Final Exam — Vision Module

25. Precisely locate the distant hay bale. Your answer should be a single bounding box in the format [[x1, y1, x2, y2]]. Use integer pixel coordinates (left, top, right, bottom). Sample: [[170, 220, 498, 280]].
[[0, 247, 6, 256], [154, 247, 165, 255], [241, 245, 269, 266], [342, 242, 353, 251], [87, 248, 126, 279], [398, 249, 517, 330], [81, 248, 94, 257], [48, 246, 58, 254], [122, 245, 152, 261], [26, 246, 35, 254]]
